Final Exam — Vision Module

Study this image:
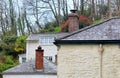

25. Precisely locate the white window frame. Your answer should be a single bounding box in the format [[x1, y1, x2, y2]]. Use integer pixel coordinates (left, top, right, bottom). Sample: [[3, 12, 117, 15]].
[[39, 36, 54, 45]]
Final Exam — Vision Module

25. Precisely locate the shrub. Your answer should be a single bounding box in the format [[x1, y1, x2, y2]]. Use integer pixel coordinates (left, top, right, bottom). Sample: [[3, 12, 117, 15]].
[[0, 63, 14, 72], [79, 15, 93, 28], [5, 56, 14, 65], [54, 26, 61, 32], [14, 36, 27, 53]]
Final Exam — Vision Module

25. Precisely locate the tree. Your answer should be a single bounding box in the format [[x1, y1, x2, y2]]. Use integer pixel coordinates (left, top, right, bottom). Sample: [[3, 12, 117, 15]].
[[14, 36, 27, 53], [91, 0, 95, 20], [1, 36, 18, 57], [61, 0, 68, 21], [9, 0, 17, 35], [108, 0, 112, 18]]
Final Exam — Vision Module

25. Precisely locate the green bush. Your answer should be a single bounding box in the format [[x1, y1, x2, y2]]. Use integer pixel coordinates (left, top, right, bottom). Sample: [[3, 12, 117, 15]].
[[54, 26, 61, 32], [0, 53, 18, 78], [5, 56, 14, 65], [0, 63, 14, 72]]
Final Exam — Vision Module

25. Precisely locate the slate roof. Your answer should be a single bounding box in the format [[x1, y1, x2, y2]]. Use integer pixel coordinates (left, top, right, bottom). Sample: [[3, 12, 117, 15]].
[[56, 17, 120, 41], [26, 33, 69, 41], [2, 58, 57, 75]]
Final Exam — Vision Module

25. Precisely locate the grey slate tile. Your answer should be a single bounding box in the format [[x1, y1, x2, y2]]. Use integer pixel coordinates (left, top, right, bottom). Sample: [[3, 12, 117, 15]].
[[57, 18, 120, 40], [2, 58, 57, 75]]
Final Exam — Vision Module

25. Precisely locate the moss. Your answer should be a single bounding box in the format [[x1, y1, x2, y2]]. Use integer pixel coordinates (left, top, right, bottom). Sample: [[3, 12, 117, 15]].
[[93, 19, 103, 24]]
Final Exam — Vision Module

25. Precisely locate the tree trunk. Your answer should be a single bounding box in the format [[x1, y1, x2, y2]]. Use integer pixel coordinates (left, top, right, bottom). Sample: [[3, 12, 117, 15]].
[[108, 0, 112, 18]]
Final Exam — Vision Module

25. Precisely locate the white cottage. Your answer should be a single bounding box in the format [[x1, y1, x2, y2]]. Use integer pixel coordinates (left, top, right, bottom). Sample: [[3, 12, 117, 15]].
[[26, 33, 68, 62], [55, 17, 120, 78]]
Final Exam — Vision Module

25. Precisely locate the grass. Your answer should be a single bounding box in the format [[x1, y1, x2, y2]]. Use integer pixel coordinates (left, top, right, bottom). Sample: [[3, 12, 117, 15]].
[[93, 19, 104, 24]]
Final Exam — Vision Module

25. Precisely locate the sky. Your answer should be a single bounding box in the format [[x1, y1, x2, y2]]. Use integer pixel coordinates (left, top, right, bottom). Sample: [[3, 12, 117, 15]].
[[67, 0, 74, 11], [13, 0, 74, 25]]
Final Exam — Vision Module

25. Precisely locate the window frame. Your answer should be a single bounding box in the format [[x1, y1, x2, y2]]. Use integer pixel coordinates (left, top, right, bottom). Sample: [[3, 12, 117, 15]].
[[39, 36, 54, 45]]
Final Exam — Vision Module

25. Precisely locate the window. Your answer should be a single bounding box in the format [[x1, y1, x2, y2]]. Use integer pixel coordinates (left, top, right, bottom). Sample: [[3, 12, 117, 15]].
[[22, 58, 26, 63], [39, 36, 54, 45], [45, 56, 53, 61]]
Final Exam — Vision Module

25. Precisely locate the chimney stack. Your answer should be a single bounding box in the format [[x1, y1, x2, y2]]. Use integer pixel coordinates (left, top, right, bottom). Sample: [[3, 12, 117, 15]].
[[68, 9, 79, 32], [35, 46, 44, 70]]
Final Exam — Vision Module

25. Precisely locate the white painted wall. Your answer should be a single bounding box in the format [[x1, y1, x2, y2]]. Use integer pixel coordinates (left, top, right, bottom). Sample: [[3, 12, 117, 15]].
[[18, 54, 26, 63], [58, 44, 120, 78], [26, 41, 39, 61], [41, 45, 57, 62], [3, 74, 57, 78], [26, 40, 57, 62], [18, 56, 23, 64]]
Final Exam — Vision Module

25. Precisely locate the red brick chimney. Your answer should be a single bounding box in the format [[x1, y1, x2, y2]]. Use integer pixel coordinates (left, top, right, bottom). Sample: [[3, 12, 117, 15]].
[[68, 9, 79, 32], [35, 46, 44, 70]]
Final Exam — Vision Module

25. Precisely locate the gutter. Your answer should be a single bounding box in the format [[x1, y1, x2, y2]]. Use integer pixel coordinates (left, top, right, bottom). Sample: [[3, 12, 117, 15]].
[[54, 40, 120, 45], [2, 72, 57, 75]]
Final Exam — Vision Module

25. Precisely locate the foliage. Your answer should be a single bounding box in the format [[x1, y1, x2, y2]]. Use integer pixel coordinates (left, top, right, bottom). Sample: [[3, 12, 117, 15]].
[[14, 36, 27, 53], [38, 20, 61, 33], [3, 36, 17, 44], [0, 35, 27, 58], [54, 26, 61, 32], [0, 53, 18, 78], [60, 19, 69, 32], [0, 64, 15, 72], [0, 54, 14, 65], [44, 21, 58, 29], [93, 19, 103, 24], [1, 36, 17, 56], [79, 15, 93, 28]]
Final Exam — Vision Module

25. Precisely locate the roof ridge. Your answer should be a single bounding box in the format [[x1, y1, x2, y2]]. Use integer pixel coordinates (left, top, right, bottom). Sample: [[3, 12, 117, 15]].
[[56, 18, 116, 40]]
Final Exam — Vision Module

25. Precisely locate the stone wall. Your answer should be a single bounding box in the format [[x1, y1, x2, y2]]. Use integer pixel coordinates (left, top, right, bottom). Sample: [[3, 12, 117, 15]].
[[58, 44, 120, 78]]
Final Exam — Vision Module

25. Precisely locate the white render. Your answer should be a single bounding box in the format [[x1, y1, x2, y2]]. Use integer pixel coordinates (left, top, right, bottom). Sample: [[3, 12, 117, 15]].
[[26, 40, 57, 62], [3, 74, 57, 78], [18, 55, 23, 64], [26, 41, 39, 61], [58, 44, 120, 78], [18, 54, 26, 63]]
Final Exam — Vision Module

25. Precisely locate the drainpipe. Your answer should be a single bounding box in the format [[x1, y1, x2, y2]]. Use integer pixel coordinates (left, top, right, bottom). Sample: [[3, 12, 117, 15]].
[[98, 44, 104, 78]]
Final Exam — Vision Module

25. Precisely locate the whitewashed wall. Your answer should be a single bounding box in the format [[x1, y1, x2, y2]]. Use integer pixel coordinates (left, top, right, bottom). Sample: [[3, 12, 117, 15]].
[[18, 56, 23, 64], [58, 44, 120, 78], [3, 74, 57, 78], [18, 54, 26, 63], [26, 40, 57, 62], [26, 41, 39, 61]]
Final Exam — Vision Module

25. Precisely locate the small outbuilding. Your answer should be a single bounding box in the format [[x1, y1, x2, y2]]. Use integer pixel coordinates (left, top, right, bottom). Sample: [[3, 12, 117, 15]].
[[2, 46, 57, 78]]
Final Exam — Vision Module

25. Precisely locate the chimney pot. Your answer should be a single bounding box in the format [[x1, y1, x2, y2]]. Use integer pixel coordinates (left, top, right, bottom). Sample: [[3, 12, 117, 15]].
[[70, 9, 77, 13], [37, 46, 42, 50]]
